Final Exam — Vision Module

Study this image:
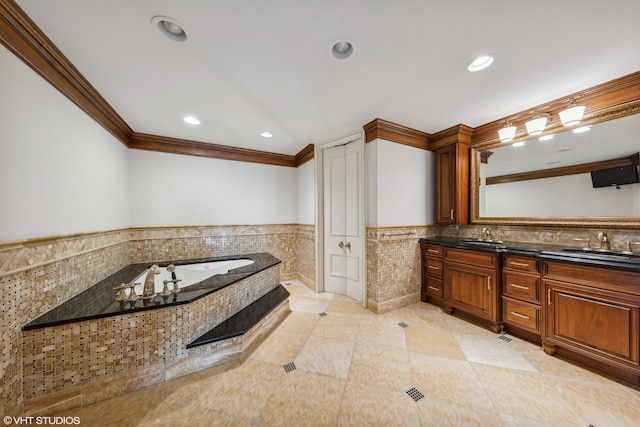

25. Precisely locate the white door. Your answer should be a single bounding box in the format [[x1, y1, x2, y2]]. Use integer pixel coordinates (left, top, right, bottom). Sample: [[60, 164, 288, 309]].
[[323, 140, 363, 302]]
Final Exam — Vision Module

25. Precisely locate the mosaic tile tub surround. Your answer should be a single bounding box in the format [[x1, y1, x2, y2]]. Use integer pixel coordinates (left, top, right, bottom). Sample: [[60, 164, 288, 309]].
[[22, 259, 284, 415], [0, 224, 301, 417]]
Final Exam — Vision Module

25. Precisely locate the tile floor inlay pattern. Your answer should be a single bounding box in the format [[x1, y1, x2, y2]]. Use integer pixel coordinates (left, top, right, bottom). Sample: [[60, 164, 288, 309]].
[[60, 280, 640, 426]]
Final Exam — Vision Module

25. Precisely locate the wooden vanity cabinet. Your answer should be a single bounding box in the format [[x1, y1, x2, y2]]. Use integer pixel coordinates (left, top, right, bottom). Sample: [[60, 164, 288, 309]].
[[542, 260, 640, 387], [502, 255, 541, 341], [444, 248, 501, 332], [435, 143, 469, 225], [420, 242, 445, 305]]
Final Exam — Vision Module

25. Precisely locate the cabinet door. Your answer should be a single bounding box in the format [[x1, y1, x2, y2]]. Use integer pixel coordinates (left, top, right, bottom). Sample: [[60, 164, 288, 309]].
[[445, 262, 497, 321], [544, 280, 640, 366], [435, 144, 469, 225]]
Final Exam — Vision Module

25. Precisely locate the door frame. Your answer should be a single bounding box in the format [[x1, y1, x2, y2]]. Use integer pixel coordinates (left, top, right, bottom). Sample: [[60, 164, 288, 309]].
[[314, 131, 366, 308]]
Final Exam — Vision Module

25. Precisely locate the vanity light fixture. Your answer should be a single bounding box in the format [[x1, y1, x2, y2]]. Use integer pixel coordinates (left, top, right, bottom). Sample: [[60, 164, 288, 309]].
[[525, 112, 551, 136], [183, 116, 200, 125], [498, 120, 517, 142], [260, 131, 273, 138], [151, 16, 187, 42], [467, 55, 494, 72], [559, 98, 585, 126]]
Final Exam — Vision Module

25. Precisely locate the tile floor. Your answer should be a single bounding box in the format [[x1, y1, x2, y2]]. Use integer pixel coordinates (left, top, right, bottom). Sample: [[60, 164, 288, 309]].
[[62, 280, 640, 426]]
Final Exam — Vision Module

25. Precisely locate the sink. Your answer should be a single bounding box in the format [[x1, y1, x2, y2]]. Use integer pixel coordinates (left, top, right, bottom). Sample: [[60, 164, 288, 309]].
[[561, 248, 640, 259], [461, 239, 505, 248]]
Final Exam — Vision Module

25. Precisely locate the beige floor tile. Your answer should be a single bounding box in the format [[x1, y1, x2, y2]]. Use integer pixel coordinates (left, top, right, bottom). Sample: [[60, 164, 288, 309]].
[[175, 359, 284, 420], [416, 396, 502, 426], [406, 326, 467, 360], [249, 331, 308, 366], [472, 363, 586, 426], [512, 338, 623, 386], [337, 381, 420, 427], [294, 335, 354, 379], [348, 342, 413, 391], [326, 298, 368, 316], [442, 313, 498, 337], [453, 333, 536, 371], [311, 312, 361, 342], [287, 296, 332, 313], [356, 318, 407, 350], [395, 307, 449, 330], [169, 402, 252, 427], [550, 376, 640, 427], [259, 370, 346, 427], [272, 311, 320, 336], [409, 352, 494, 410], [62, 389, 191, 426]]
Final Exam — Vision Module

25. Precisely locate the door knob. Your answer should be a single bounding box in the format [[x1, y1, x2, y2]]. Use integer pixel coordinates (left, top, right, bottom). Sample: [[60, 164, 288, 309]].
[[345, 242, 351, 250], [339, 241, 344, 249]]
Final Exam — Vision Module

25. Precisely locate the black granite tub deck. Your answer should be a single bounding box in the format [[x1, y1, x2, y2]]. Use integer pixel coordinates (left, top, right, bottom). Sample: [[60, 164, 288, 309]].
[[24, 252, 281, 331]]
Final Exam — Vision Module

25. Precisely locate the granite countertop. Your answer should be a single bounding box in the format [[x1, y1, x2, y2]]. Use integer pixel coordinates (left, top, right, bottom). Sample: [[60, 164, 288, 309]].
[[23, 253, 281, 331], [419, 237, 640, 272]]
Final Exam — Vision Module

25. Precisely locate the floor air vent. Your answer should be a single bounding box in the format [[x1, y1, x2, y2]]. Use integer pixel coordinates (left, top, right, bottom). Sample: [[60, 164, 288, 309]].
[[283, 362, 296, 373], [398, 322, 409, 328], [406, 387, 424, 402], [498, 335, 512, 342]]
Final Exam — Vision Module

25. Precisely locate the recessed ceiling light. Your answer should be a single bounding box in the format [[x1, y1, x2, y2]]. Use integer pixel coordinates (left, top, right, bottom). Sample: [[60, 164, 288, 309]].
[[467, 55, 494, 72], [330, 39, 355, 60], [183, 116, 200, 125], [260, 131, 273, 138], [512, 141, 526, 147], [573, 126, 591, 134], [539, 135, 554, 141], [151, 16, 187, 42]]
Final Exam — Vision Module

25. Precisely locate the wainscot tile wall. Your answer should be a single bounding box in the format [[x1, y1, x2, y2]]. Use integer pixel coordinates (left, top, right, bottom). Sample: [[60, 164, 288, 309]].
[[0, 224, 304, 417], [365, 226, 436, 313]]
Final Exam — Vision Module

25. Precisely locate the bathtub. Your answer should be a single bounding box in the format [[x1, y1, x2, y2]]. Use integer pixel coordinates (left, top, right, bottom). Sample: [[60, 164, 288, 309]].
[[131, 259, 255, 296]]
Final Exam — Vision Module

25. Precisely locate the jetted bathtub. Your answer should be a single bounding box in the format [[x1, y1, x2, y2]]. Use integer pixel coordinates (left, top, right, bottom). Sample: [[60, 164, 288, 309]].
[[131, 259, 255, 295]]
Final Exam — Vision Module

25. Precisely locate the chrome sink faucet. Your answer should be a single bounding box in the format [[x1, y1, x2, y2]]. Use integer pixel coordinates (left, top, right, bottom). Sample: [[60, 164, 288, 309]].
[[481, 227, 492, 241], [597, 232, 611, 251]]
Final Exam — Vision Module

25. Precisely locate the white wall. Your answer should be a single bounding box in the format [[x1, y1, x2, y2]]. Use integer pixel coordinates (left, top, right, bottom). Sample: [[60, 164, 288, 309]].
[[128, 150, 297, 226], [366, 139, 435, 226], [0, 45, 130, 242], [296, 159, 315, 224], [485, 173, 640, 217]]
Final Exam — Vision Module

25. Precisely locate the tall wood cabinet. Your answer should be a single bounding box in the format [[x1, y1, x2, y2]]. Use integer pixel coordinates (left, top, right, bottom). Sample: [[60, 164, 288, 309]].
[[435, 143, 470, 225]]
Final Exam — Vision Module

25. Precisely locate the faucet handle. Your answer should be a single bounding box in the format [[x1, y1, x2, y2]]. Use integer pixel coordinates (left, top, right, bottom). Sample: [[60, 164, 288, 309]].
[[624, 241, 640, 254]]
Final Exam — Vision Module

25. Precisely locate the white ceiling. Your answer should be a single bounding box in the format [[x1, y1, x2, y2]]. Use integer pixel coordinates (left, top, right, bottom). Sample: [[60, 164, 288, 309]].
[[16, 0, 640, 156]]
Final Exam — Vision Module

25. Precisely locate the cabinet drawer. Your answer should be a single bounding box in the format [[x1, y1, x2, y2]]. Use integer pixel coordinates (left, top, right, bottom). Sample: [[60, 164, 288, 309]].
[[425, 244, 444, 257], [426, 278, 444, 298], [503, 272, 539, 303], [426, 259, 444, 278], [503, 297, 539, 332], [504, 255, 538, 272], [445, 248, 497, 268]]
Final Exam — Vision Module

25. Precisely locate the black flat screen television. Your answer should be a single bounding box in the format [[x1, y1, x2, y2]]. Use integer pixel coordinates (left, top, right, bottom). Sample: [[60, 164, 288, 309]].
[[590, 165, 639, 188]]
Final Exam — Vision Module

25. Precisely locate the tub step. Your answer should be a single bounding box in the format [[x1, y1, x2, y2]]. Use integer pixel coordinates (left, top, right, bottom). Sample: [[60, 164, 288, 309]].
[[186, 284, 289, 349]]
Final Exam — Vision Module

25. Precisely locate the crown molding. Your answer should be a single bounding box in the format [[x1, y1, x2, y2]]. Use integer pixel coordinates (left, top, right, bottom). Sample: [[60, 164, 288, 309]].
[[129, 133, 298, 167], [295, 144, 315, 166], [429, 124, 474, 150], [0, 0, 132, 145], [363, 118, 430, 150]]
